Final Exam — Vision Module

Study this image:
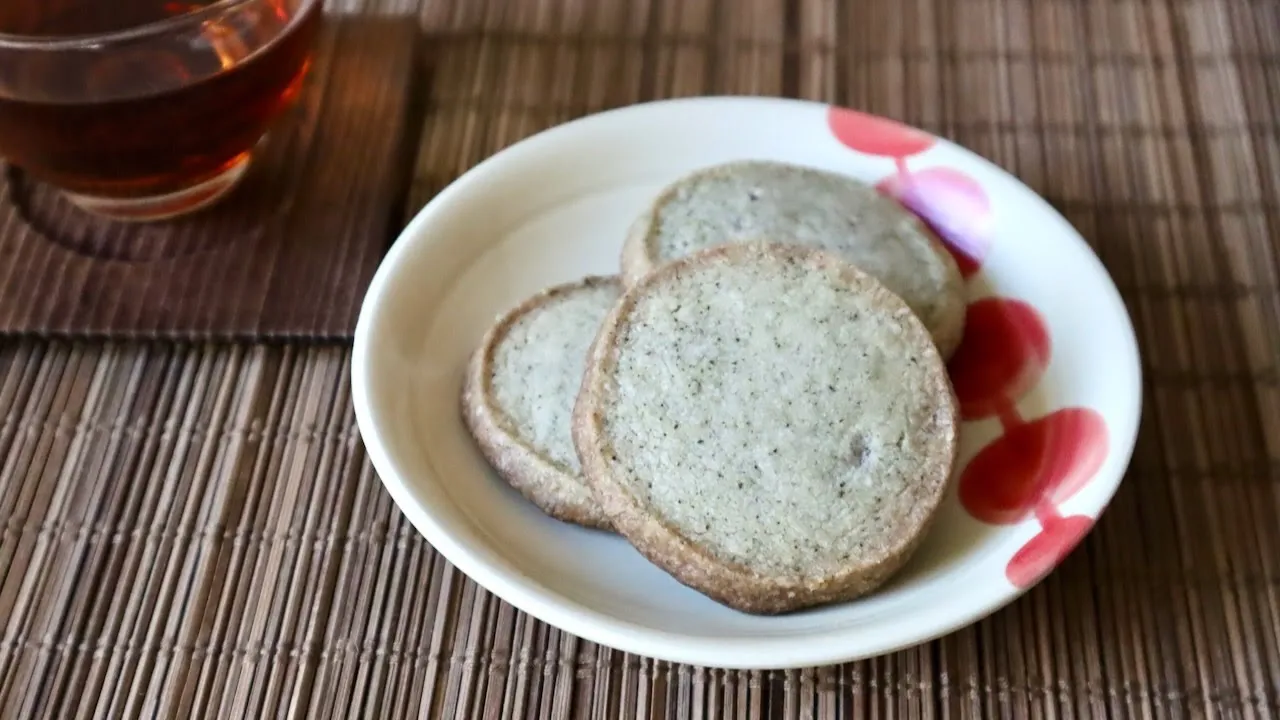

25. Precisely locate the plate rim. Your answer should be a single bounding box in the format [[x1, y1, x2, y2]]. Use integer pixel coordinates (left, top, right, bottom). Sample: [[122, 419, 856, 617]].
[[351, 95, 1144, 669]]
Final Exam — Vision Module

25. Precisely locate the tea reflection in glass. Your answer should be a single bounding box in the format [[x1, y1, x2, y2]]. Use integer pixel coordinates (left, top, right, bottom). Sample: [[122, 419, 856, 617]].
[[0, 0, 322, 221]]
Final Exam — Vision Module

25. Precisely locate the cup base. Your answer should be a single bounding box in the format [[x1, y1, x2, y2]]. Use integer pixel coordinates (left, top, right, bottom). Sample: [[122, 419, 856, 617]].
[[62, 155, 251, 223]]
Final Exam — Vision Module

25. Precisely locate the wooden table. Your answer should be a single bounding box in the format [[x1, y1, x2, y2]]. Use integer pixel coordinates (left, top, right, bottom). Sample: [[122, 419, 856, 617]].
[[2, 0, 1279, 717]]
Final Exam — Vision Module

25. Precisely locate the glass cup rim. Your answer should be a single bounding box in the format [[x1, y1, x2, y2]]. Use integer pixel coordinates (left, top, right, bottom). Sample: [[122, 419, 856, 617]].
[[0, 0, 320, 51]]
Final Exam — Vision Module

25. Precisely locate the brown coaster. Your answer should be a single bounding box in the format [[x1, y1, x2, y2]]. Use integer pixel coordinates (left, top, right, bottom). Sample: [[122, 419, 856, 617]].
[[0, 15, 420, 341]]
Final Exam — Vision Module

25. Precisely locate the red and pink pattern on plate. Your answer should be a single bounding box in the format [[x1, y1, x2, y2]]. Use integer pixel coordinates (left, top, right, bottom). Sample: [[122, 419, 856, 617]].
[[827, 107, 1110, 588]]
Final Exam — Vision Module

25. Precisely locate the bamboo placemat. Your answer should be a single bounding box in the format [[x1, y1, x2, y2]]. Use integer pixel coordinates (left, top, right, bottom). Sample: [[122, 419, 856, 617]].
[[2, 0, 1280, 717], [0, 14, 419, 341]]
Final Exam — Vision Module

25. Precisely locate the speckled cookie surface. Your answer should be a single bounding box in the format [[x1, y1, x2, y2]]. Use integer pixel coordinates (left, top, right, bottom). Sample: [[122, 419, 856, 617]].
[[574, 245, 958, 613], [462, 276, 620, 529], [620, 160, 966, 359]]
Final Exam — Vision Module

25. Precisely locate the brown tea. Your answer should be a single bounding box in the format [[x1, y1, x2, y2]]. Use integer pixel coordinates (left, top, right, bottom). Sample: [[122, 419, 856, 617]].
[[0, 0, 321, 201]]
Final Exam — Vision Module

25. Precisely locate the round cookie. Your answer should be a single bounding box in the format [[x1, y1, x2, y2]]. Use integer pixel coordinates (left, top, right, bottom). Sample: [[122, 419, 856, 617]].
[[621, 160, 966, 359], [462, 276, 620, 530], [574, 244, 958, 613]]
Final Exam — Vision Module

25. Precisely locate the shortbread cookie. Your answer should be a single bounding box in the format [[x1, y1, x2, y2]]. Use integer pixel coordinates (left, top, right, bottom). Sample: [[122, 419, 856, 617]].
[[575, 245, 958, 612], [620, 160, 966, 358], [462, 276, 620, 529]]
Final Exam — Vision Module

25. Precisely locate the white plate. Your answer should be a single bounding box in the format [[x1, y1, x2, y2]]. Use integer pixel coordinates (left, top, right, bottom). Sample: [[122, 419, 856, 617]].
[[351, 96, 1142, 669]]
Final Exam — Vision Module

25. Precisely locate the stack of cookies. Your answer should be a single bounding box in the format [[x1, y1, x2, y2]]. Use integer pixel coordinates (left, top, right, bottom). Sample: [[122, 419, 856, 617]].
[[461, 160, 963, 615]]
